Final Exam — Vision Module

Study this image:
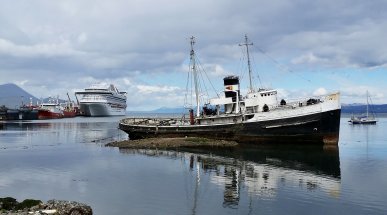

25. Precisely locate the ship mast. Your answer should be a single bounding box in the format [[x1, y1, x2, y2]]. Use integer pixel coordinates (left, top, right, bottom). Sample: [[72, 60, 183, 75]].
[[190, 36, 200, 117], [239, 35, 254, 92]]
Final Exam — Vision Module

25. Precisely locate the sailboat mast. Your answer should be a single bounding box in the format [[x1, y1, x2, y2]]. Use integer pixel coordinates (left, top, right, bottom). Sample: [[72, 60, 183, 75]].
[[239, 35, 254, 92], [366, 90, 369, 118], [190, 36, 200, 117]]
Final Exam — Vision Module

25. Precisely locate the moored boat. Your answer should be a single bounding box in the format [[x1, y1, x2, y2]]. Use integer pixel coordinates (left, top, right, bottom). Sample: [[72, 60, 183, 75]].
[[62, 108, 77, 118], [348, 91, 377, 124], [119, 36, 341, 146], [18, 105, 39, 120], [61, 93, 78, 118], [75, 84, 127, 116], [37, 98, 63, 119]]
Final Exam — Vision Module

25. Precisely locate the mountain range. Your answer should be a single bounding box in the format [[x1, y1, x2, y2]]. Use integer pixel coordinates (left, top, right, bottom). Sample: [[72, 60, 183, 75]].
[[341, 104, 387, 114], [0, 83, 39, 108], [0, 83, 68, 109]]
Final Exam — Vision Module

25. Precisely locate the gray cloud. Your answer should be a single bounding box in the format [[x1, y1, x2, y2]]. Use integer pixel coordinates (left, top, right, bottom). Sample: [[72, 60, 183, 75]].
[[1, 0, 387, 109]]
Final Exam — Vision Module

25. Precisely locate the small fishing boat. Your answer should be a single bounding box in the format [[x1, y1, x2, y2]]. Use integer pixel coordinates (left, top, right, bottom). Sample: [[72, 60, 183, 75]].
[[348, 91, 377, 124]]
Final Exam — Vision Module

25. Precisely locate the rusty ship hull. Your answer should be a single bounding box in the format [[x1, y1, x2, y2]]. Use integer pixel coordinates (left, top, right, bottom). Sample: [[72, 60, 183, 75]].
[[119, 108, 341, 146]]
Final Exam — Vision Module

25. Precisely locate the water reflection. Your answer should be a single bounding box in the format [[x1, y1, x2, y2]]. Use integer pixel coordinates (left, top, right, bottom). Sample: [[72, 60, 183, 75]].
[[3, 117, 386, 214], [0, 119, 125, 149], [117, 145, 341, 210]]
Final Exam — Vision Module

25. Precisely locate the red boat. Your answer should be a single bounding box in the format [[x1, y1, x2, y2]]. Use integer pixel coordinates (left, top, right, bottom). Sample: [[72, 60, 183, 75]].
[[62, 108, 77, 118], [37, 102, 63, 120], [61, 92, 78, 118]]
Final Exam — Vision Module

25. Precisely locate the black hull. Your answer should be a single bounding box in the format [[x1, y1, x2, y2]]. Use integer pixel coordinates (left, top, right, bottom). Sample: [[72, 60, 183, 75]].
[[6, 109, 39, 120], [119, 109, 341, 145], [349, 120, 377, 125]]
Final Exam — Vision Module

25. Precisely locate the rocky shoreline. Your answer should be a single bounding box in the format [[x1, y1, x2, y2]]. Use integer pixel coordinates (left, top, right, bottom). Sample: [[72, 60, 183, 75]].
[[0, 198, 92, 215], [106, 137, 239, 149]]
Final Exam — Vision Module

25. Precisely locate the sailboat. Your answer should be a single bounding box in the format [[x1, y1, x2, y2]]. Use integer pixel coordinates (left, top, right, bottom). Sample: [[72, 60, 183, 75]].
[[348, 91, 377, 124], [119, 36, 341, 146]]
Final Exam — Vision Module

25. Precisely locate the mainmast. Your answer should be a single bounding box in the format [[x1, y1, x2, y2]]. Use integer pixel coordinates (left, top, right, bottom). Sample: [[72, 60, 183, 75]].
[[190, 36, 200, 117], [239, 35, 262, 92]]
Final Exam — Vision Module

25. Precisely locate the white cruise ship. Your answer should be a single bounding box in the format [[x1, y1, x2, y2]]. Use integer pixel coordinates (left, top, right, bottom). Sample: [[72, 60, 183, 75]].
[[75, 83, 127, 116]]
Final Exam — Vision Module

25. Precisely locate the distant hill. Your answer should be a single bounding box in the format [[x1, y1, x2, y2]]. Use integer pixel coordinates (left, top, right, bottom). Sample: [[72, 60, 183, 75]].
[[341, 104, 387, 113], [0, 83, 39, 108], [151, 107, 186, 113], [127, 107, 186, 114]]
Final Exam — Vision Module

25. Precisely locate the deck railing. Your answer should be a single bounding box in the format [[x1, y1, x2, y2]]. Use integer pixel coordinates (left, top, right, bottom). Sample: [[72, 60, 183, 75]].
[[121, 116, 191, 126]]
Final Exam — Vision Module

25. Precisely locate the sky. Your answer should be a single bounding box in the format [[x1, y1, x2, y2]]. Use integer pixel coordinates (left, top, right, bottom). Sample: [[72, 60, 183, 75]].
[[0, 0, 386, 110]]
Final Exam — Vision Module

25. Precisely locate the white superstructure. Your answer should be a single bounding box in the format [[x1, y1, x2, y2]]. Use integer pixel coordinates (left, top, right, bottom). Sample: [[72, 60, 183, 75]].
[[75, 83, 127, 116]]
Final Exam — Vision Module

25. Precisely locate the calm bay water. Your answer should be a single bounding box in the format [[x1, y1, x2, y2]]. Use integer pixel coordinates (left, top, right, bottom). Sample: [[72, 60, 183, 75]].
[[0, 115, 386, 215]]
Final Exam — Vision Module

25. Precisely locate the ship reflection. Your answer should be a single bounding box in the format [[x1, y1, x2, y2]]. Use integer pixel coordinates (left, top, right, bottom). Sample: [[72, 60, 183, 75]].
[[118, 144, 341, 209], [0, 121, 123, 146]]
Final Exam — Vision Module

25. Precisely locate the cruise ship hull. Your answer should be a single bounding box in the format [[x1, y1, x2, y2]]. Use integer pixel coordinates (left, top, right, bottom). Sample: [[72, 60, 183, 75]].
[[119, 108, 341, 146], [80, 103, 125, 116]]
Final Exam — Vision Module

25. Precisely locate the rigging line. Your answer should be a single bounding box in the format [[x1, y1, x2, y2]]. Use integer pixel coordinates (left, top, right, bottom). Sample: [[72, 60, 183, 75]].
[[195, 56, 220, 98], [185, 65, 192, 108], [199, 71, 209, 104], [239, 45, 253, 87], [198, 69, 209, 100], [197, 66, 210, 104], [188, 61, 194, 108], [368, 94, 377, 118], [237, 45, 247, 85], [238, 45, 246, 81], [240, 35, 263, 90], [252, 53, 266, 89], [253, 59, 263, 90], [196, 58, 210, 99], [253, 46, 312, 83], [250, 53, 260, 89]]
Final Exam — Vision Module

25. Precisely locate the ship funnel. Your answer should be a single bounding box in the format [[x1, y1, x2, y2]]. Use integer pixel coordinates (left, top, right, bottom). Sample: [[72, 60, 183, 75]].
[[223, 76, 240, 102]]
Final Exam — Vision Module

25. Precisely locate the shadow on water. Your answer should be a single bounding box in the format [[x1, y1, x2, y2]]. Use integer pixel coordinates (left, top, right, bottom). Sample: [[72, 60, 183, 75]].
[[0, 121, 52, 131], [116, 143, 341, 210]]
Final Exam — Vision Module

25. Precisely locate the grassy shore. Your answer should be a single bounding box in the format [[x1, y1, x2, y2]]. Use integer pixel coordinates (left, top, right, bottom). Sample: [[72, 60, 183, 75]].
[[106, 137, 239, 149]]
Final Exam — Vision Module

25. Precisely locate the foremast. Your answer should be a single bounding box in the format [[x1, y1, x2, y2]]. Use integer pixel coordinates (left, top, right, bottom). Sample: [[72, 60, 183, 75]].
[[190, 36, 200, 117]]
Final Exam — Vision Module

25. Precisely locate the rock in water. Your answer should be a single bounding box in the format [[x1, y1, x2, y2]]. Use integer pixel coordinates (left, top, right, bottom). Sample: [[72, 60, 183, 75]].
[[0, 198, 92, 215], [44, 200, 93, 215]]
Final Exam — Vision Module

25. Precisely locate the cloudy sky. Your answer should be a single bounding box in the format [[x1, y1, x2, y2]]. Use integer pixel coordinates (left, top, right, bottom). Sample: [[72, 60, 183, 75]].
[[1, 0, 386, 110]]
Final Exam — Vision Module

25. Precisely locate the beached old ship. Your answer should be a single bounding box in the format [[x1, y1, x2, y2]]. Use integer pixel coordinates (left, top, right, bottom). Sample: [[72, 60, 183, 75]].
[[119, 36, 341, 145], [75, 83, 127, 116]]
